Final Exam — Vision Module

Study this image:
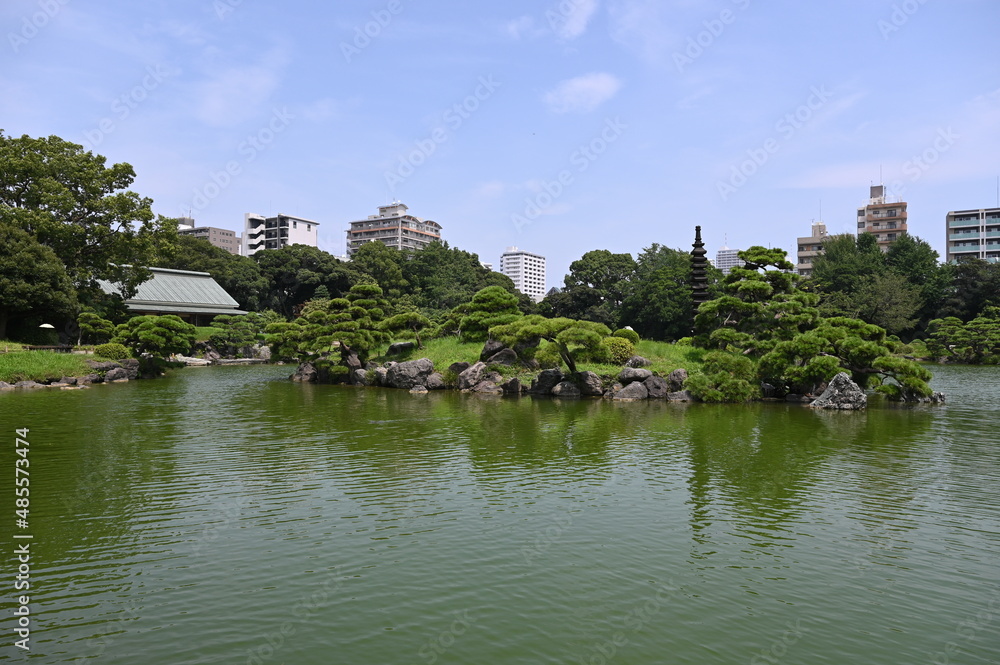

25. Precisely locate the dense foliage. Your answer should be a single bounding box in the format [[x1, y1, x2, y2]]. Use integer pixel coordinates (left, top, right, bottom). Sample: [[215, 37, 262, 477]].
[[112, 315, 196, 359], [926, 307, 1000, 364], [490, 315, 611, 374]]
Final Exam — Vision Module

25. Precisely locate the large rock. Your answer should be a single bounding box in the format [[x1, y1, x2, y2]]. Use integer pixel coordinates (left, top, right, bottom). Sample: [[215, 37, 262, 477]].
[[486, 348, 519, 366], [666, 369, 688, 392], [351, 368, 368, 385], [425, 373, 446, 390], [87, 360, 121, 373], [14, 381, 44, 389], [625, 355, 652, 368], [472, 380, 504, 394], [666, 390, 695, 401], [385, 358, 435, 389], [529, 368, 563, 395], [448, 361, 471, 376], [254, 344, 272, 361], [458, 362, 488, 390], [643, 375, 670, 398], [0, 381, 14, 390], [79, 373, 102, 385], [808, 372, 867, 410], [120, 359, 140, 380], [551, 381, 581, 398], [291, 362, 318, 383], [613, 381, 649, 401], [576, 371, 604, 397], [501, 377, 522, 395], [480, 340, 506, 362], [343, 350, 364, 372], [59, 376, 78, 386], [387, 341, 416, 356], [619, 367, 653, 385], [104, 367, 129, 382]]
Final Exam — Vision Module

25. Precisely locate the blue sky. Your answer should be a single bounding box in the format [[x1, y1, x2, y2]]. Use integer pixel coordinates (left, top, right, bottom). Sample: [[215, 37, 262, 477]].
[[3, 0, 999, 289]]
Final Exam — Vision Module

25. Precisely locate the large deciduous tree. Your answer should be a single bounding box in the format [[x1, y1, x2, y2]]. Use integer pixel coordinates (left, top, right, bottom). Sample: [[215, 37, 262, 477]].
[[542, 249, 636, 327], [0, 222, 76, 339], [0, 132, 175, 299], [253, 245, 358, 318]]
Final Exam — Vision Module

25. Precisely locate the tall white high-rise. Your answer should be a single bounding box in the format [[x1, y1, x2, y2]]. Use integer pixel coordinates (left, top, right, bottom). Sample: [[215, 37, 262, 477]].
[[499, 246, 546, 303], [243, 213, 319, 256], [715, 245, 742, 275]]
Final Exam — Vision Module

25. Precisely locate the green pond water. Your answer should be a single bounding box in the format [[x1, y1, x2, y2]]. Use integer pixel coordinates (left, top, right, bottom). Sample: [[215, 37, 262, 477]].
[[1, 364, 999, 664]]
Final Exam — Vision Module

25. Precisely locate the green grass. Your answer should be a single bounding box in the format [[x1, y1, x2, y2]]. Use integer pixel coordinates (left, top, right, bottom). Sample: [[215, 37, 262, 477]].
[[0, 351, 95, 383], [195, 327, 220, 342], [0, 339, 27, 352]]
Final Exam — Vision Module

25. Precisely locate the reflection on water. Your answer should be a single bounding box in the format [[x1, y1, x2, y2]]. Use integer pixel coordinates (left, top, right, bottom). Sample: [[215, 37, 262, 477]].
[[1, 364, 998, 664]]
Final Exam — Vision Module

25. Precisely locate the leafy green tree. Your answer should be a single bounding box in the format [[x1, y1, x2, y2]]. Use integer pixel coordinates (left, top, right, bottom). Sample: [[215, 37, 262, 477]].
[[0, 131, 175, 299], [810, 232, 886, 296], [695, 246, 819, 354], [619, 243, 715, 340], [208, 312, 282, 357], [819, 272, 920, 336], [439, 286, 522, 342], [265, 283, 391, 366], [937, 259, 1000, 322], [382, 311, 433, 348], [77, 311, 116, 345], [112, 315, 196, 359], [926, 307, 1000, 364], [349, 241, 408, 299], [0, 222, 76, 339], [543, 249, 636, 327], [400, 241, 518, 312], [684, 351, 760, 403], [254, 245, 358, 318], [490, 315, 611, 375]]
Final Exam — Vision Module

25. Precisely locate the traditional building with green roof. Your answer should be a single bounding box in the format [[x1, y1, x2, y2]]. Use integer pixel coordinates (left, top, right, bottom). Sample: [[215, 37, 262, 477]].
[[99, 267, 246, 326]]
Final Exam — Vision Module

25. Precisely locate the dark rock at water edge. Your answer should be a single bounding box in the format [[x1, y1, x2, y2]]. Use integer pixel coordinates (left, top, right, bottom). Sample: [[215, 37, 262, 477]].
[[551, 381, 581, 398], [576, 371, 604, 397], [529, 369, 563, 395], [448, 362, 471, 376], [643, 376, 670, 398], [614, 381, 649, 401], [385, 358, 435, 389], [387, 341, 416, 356], [501, 377, 523, 395], [291, 362, 318, 383], [425, 373, 446, 390], [666, 369, 688, 392], [457, 362, 488, 390], [104, 367, 129, 382]]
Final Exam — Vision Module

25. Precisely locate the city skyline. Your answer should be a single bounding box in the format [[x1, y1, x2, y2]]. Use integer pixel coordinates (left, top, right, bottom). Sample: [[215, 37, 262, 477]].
[[3, 0, 998, 288]]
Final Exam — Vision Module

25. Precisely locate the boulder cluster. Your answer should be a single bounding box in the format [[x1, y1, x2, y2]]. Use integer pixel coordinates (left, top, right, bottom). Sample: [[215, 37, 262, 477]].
[[289, 340, 697, 401], [0, 359, 140, 391]]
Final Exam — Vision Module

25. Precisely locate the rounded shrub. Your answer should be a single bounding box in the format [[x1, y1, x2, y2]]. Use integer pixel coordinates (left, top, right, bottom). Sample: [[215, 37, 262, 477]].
[[94, 342, 131, 360], [612, 328, 640, 345], [601, 336, 635, 365]]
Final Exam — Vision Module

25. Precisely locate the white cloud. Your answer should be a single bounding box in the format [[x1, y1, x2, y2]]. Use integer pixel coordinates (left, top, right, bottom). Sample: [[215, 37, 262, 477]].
[[551, 0, 600, 40], [544, 72, 622, 113]]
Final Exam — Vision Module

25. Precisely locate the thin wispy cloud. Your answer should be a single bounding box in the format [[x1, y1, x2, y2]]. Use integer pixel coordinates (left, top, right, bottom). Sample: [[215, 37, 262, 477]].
[[195, 48, 289, 126], [543, 72, 622, 113], [552, 0, 600, 40]]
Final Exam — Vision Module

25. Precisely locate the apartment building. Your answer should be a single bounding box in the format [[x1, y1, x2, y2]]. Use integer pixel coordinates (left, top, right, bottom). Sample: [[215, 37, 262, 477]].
[[243, 213, 319, 256], [177, 218, 242, 255], [946, 207, 1000, 264], [346, 202, 442, 257], [857, 185, 907, 251], [796, 221, 828, 277], [714, 245, 743, 275], [499, 246, 546, 303]]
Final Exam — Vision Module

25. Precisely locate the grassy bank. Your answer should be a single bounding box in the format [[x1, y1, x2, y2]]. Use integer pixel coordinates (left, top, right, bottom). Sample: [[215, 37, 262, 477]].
[[370, 336, 704, 383], [0, 351, 95, 383]]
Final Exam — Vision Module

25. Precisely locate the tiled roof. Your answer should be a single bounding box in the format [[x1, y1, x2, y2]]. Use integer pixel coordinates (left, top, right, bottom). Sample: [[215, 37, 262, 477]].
[[99, 267, 245, 315]]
